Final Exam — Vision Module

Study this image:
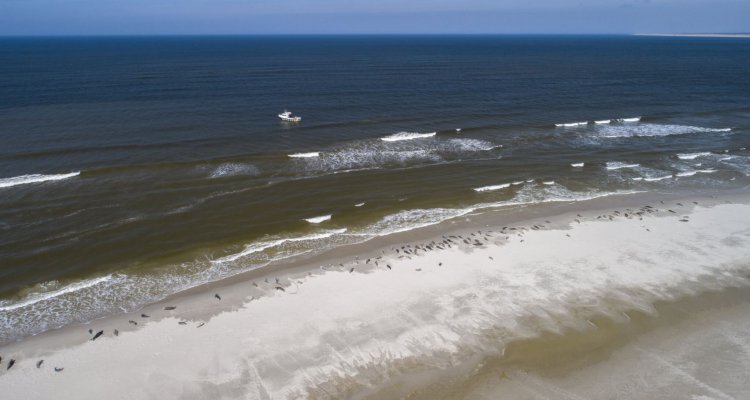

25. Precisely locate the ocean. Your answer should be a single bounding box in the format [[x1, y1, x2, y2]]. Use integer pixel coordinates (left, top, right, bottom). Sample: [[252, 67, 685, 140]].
[[1, 35, 749, 343]]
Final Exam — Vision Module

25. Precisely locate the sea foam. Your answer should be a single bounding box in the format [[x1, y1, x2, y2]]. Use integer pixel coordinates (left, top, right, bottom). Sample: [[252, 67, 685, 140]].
[[305, 215, 332, 224], [676, 169, 717, 177], [213, 229, 348, 264], [606, 162, 640, 170], [0, 275, 113, 312], [643, 175, 672, 182], [291, 137, 499, 175], [208, 163, 259, 178], [473, 183, 511, 192], [288, 152, 320, 158], [618, 116, 642, 122], [555, 121, 588, 127], [0, 172, 80, 189], [677, 152, 712, 160], [597, 124, 731, 139], [380, 132, 436, 142]]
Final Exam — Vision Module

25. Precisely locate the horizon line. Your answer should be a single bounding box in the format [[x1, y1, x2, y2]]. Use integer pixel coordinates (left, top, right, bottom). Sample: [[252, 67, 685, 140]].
[[2, 32, 749, 38], [1, 32, 744, 38]]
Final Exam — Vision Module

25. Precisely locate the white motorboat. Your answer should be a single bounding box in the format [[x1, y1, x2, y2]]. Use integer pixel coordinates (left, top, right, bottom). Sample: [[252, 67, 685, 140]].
[[278, 110, 301, 122]]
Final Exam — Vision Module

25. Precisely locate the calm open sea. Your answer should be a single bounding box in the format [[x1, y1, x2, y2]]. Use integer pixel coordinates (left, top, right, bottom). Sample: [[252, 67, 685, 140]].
[[1, 35, 749, 342]]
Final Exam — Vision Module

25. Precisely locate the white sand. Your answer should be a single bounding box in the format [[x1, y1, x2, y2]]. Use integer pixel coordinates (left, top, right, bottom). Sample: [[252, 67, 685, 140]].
[[2, 200, 750, 399]]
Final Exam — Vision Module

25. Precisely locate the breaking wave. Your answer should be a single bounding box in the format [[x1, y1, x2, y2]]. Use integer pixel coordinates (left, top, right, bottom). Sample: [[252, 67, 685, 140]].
[[0, 275, 113, 312], [213, 229, 348, 264], [473, 183, 511, 192], [288, 152, 320, 158], [380, 131, 436, 142], [288, 137, 501, 174], [555, 116, 640, 128], [207, 163, 260, 178], [555, 121, 588, 127], [304, 215, 332, 224], [0, 172, 80, 189], [596, 124, 731, 138]]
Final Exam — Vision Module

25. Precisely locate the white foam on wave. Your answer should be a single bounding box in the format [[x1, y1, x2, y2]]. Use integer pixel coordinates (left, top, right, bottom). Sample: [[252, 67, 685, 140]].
[[291, 137, 499, 174], [450, 139, 501, 152], [357, 207, 476, 237], [594, 119, 611, 125], [354, 202, 365, 207], [0, 172, 80, 189], [356, 184, 641, 239], [571, 162, 585, 167], [715, 154, 750, 176], [597, 124, 731, 139], [618, 116, 642, 122], [643, 175, 672, 182], [542, 181, 556, 185], [606, 162, 640, 170], [213, 229, 348, 264], [555, 121, 588, 127], [676, 169, 718, 177], [677, 152, 712, 160], [473, 183, 511, 192], [288, 152, 320, 158], [512, 183, 642, 206], [305, 215, 332, 224], [0, 275, 113, 312], [511, 181, 525, 186], [380, 132, 436, 142], [208, 163, 259, 178]]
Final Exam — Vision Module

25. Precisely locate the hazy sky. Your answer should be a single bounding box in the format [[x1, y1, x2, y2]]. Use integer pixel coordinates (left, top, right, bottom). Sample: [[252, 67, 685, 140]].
[[1, 0, 748, 35]]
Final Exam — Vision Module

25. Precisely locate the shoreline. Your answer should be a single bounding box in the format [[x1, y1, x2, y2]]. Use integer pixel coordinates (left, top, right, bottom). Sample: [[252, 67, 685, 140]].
[[4, 188, 744, 347], [2, 190, 750, 398]]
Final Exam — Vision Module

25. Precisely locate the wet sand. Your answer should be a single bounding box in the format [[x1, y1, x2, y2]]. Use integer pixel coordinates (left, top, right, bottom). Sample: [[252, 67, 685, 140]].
[[1, 192, 750, 399]]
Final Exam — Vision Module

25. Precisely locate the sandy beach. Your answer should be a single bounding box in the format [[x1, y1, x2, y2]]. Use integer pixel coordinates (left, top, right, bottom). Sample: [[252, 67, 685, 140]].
[[1, 192, 750, 399]]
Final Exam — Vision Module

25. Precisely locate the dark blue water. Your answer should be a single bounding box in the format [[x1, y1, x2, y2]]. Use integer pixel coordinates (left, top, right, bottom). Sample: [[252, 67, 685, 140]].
[[1, 35, 749, 342]]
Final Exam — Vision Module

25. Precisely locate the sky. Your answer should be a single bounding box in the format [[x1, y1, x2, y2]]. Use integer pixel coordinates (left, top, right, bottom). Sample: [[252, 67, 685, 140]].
[[1, 0, 749, 36]]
